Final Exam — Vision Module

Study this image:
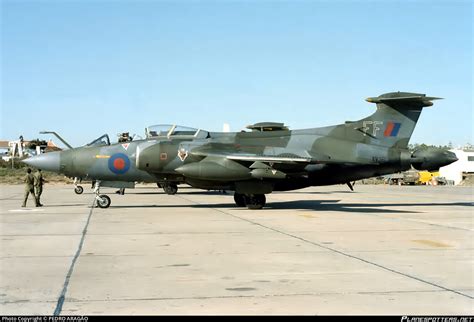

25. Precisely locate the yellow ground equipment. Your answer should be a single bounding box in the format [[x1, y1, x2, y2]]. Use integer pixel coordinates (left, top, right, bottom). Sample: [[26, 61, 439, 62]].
[[418, 171, 440, 185]]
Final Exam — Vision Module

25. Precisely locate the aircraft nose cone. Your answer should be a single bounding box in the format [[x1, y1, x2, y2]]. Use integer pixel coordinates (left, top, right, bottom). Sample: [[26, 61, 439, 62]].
[[22, 151, 61, 172]]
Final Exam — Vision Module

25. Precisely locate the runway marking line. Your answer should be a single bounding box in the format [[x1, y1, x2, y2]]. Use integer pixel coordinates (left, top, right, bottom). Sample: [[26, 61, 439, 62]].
[[53, 196, 96, 316]]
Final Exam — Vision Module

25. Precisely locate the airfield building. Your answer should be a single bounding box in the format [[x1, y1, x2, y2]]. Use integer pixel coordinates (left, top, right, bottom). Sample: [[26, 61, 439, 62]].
[[439, 149, 474, 185]]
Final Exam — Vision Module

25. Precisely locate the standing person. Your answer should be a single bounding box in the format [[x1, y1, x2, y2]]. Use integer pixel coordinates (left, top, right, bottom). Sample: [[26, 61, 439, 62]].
[[33, 169, 45, 206], [22, 168, 38, 207]]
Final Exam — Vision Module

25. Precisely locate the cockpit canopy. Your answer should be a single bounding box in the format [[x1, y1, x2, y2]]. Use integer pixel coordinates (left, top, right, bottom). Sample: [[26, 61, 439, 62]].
[[86, 134, 111, 147], [145, 124, 209, 139]]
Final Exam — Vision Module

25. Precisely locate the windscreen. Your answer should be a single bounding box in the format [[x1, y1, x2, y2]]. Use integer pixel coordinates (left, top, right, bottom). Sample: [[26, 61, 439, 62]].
[[86, 134, 111, 146]]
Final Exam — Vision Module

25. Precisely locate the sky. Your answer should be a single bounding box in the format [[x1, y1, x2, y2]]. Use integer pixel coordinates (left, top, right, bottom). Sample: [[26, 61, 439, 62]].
[[1, 0, 472, 148]]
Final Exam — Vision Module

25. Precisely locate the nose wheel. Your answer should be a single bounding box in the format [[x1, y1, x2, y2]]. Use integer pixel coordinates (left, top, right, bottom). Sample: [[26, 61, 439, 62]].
[[74, 186, 84, 194], [73, 177, 84, 194]]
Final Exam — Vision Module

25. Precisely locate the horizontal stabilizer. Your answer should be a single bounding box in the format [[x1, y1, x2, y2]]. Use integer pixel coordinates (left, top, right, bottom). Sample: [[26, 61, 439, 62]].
[[366, 92, 442, 107]]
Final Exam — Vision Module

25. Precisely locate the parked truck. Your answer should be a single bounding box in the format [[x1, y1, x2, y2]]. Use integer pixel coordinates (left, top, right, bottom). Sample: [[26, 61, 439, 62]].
[[386, 170, 446, 186]]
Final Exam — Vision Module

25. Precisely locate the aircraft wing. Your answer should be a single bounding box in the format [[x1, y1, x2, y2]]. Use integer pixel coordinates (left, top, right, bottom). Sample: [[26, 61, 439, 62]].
[[190, 150, 360, 165], [225, 154, 312, 163]]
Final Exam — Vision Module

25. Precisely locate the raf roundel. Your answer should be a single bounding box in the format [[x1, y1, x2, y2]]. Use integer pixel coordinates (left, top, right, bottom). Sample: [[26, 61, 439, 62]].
[[108, 153, 131, 175]]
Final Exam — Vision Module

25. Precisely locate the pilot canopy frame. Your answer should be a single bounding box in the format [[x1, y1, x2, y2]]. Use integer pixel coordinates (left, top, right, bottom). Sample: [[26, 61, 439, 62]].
[[145, 124, 209, 139]]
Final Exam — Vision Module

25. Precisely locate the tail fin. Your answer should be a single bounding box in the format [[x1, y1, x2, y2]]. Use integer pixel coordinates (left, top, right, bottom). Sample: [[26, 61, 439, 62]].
[[352, 92, 441, 148]]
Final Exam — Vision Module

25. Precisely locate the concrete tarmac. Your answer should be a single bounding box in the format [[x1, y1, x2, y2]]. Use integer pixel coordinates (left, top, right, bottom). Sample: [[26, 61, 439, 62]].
[[0, 183, 472, 315]]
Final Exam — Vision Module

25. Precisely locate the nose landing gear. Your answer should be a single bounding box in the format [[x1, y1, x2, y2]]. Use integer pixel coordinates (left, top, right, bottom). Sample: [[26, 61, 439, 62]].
[[73, 177, 84, 194], [74, 186, 84, 194]]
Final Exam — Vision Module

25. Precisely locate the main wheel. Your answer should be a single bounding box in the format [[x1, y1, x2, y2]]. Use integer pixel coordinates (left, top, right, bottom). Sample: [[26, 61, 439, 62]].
[[163, 184, 178, 195], [246, 194, 266, 210], [74, 186, 84, 194], [97, 195, 111, 208], [233, 193, 247, 207]]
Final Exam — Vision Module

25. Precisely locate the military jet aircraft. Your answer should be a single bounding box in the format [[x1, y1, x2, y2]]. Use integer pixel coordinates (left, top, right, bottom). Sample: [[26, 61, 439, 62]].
[[23, 92, 458, 209]]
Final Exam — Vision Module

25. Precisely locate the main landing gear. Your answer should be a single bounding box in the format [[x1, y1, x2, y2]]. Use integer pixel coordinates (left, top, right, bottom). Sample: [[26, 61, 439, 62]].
[[93, 181, 111, 208], [233, 193, 266, 210], [161, 183, 178, 195]]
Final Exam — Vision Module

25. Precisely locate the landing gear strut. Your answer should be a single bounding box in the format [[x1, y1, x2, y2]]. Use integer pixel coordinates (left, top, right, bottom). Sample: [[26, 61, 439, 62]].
[[162, 183, 178, 195], [233, 193, 266, 209], [93, 181, 111, 208]]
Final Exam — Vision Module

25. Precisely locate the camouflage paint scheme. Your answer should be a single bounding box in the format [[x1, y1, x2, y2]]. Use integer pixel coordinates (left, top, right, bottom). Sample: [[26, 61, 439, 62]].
[[24, 92, 458, 209]]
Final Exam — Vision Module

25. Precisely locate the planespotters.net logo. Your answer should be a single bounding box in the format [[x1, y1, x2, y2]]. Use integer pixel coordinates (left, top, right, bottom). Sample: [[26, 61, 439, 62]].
[[402, 317, 473, 322]]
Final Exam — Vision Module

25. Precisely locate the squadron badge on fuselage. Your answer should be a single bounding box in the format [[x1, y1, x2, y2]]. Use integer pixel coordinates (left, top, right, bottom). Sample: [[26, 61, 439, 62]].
[[178, 148, 188, 162]]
